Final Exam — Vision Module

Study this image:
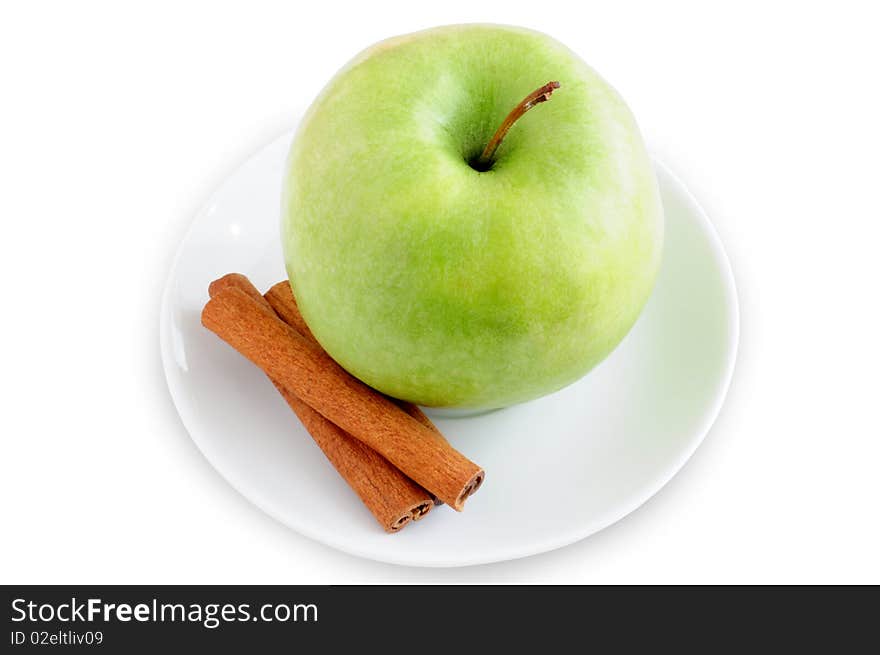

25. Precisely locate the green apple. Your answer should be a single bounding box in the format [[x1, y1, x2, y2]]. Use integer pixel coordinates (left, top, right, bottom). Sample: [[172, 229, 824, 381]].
[[282, 24, 663, 409]]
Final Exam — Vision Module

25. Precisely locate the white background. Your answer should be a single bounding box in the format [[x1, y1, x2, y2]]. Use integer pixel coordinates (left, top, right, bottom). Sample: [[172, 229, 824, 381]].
[[2, 1, 878, 584]]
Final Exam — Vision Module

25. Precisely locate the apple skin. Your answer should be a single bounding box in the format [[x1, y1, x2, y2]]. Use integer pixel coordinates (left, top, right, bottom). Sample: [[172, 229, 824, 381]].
[[282, 24, 663, 409]]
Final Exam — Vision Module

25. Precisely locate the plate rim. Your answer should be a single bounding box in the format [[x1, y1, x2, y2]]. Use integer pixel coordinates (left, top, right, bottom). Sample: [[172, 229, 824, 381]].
[[159, 132, 740, 568]]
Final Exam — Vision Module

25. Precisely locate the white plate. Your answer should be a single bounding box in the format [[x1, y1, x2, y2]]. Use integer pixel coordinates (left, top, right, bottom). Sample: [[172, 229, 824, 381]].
[[160, 127, 738, 567]]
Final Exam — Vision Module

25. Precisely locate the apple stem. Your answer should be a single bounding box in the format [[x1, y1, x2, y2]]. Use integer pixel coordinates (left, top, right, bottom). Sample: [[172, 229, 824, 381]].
[[473, 81, 561, 171]]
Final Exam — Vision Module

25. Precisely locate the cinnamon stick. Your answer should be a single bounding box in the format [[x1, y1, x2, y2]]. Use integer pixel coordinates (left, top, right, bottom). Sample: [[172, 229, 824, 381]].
[[264, 281, 444, 437], [263, 279, 449, 507], [263, 280, 316, 343], [285, 388, 435, 530], [202, 284, 484, 510], [208, 273, 434, 531]]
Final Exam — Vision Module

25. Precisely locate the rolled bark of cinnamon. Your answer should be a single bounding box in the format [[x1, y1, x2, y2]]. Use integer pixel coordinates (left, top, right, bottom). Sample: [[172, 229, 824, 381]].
[[263, 280, 316, 343], [264, 280, 450, 507], [208, 274, 434, 531], [264, 281, 444, 437], [202, 281, 484, 510], [275, 385, 432, 531]]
